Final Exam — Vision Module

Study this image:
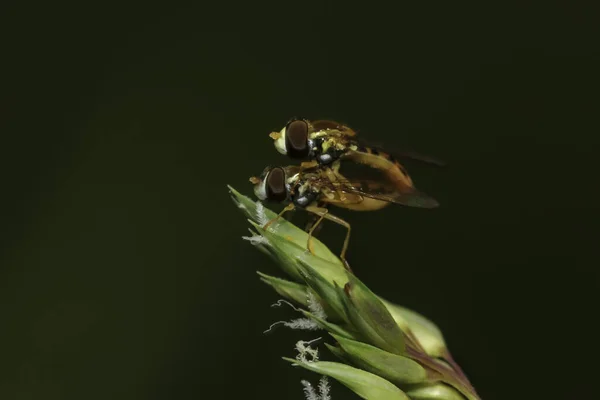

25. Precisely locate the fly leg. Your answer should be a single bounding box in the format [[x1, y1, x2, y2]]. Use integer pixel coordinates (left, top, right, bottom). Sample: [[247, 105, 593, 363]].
[[305, 205, 353, 272], [306, 211, 327, 256], [263, 203, 295, 231], [304, 202, 328, 234], [304, 213, 319, 232]]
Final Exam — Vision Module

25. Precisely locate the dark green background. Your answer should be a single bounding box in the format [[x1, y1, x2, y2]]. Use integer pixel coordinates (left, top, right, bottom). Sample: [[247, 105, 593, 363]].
[[2, 2, 598, 399]]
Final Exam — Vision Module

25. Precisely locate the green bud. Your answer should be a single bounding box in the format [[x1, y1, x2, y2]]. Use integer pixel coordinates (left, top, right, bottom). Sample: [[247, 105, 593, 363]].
[[341, 274, 406, 355], [331, 334, 428, 385], [283, 358, 410, 400], [405, 383, 466, 400], [381, 299, 448, 358], [257, 272, 309, 306]]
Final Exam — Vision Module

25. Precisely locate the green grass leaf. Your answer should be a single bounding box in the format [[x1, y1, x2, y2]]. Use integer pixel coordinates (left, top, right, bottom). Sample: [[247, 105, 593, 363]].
[[405, 383, 466, 400], [342, 274, 406, 355], [331, 334, 428, 385], [283, 358, 411, 400], [381, 299, 448, 358]]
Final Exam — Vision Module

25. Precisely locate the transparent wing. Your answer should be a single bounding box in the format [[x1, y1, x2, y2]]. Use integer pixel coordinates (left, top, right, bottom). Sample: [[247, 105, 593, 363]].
[[349, 136, 446, 167], [310, 120, 357, 137], [311, 175, 439, 209]]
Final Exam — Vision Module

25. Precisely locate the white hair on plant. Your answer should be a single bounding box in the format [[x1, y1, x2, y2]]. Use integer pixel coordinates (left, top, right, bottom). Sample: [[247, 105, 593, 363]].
[[301, 376, 331, 400], [270, 299, 300, 311], [301, 380, 319, 400], [283, 318, 320, 331], [241, 229, 270, 246], [241, 234, 269, 246], [263, 295, 327, 333], [296, 339, 332, 399], [318, 376, 331, 400], [307, 291, 327, 320], [255, 200, 282, 232], [254, 201, 270, 227], [271, 299, 318, 330], [295, 338, 321, 363]]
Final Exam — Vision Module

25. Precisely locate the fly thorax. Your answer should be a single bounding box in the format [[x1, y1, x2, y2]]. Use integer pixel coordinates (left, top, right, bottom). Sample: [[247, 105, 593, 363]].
[[291, 181, 317, 208], [311, 137, 324, 154], [314, 138, 345, 165], [292, 193, 316, 208], [310, 130, 329, 139]]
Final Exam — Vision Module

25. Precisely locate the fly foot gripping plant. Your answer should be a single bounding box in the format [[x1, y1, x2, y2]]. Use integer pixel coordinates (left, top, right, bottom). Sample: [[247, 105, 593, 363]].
[[230, 186, 480, 400]]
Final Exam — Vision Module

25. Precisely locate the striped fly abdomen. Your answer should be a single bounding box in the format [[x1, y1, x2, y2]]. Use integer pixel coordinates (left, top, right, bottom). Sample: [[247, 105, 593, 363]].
[[344, 145, 414, 190]]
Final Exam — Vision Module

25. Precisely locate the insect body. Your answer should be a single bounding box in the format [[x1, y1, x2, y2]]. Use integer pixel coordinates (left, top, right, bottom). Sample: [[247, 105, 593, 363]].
[[250, 164, 438, 269], [269, 118, 443, 197]]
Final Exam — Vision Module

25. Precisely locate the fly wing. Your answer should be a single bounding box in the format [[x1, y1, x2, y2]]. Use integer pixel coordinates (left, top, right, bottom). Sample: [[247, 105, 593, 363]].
[[348, 137, 446, 167], [313, 176, 439, 209], [391, 149, 446, 167], [311, 120, 357, 137], [346, 180, 439, 208]]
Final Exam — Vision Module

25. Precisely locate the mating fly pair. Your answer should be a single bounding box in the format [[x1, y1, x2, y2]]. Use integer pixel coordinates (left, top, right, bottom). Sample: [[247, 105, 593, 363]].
[[250, 117, 442, 269]]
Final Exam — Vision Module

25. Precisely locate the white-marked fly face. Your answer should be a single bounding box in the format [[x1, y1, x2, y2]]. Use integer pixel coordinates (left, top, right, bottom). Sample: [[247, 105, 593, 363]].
[[270, 118, 311, 159], [250, 166, 289, 203], [270, 127, 287, 155]]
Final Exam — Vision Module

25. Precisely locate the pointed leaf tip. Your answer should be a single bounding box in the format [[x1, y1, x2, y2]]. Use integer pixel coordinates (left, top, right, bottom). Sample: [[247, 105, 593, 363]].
[[331, 334, 428, 385], [342, 275, 406, 355]]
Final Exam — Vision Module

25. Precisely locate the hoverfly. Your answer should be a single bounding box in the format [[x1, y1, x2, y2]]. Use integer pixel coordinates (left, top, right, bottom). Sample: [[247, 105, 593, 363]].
[[269, 118, 444, 193], [250, 164, 438, 270]]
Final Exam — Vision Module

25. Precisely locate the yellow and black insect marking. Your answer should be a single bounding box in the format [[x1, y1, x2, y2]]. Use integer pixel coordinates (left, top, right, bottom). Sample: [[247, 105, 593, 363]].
[[260, 117, 441, 270], [346, 143, 414, 189]]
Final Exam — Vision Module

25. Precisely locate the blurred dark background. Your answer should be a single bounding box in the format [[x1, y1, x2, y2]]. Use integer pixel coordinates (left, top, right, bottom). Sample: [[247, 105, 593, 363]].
[[1, 2, 599, 399]]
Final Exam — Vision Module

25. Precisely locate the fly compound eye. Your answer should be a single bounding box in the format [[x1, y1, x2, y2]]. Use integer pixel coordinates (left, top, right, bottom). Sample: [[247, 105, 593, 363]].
[[285, 119, 310, 159], [265, 167, 288, 202]]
